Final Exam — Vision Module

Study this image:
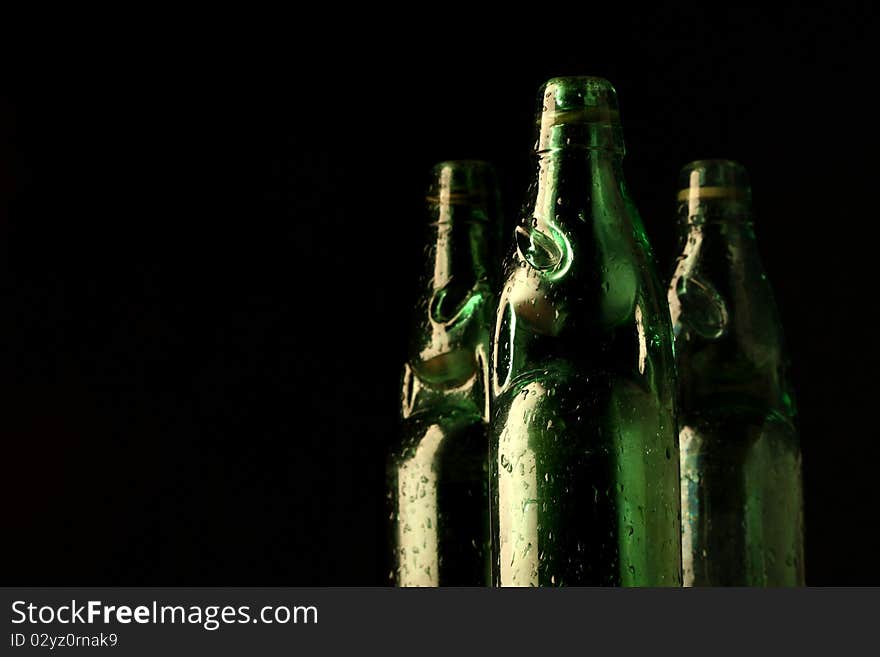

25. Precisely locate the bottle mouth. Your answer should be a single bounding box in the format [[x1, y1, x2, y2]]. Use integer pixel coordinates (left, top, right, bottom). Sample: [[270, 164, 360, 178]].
[[536, 76, 623, 153], [425, 160, 498, 213], [540, 76, 620, 118], [677, 159, 751, 202]]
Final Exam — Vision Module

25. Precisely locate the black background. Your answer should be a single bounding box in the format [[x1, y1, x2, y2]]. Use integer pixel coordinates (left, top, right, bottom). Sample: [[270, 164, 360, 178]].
[[2, 6, 877, 584]]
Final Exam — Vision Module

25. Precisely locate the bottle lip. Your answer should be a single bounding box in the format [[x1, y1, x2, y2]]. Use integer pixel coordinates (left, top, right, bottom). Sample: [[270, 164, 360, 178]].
[[425, 160, 499, 219], [539, 76, 620, 115], [677, 159, 751, 202], [536, 76, 624, 153]]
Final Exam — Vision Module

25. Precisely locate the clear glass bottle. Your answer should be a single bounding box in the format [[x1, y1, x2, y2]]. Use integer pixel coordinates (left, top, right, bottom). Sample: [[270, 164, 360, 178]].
[[669, 159, 805, 586], [490, 78, 681, 586], [389, 161, 501, 586]]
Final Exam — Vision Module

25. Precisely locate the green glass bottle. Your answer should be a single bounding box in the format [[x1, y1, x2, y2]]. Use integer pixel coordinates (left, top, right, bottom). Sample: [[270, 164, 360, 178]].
[[389, 161, 502, 586], [670, 160, 805, 586], [490, 77, 681, 586]]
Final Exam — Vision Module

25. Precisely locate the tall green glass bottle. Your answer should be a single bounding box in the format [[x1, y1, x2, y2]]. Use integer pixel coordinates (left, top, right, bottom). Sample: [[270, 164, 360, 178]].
[[670, 160, 805, 586], [490, 77, 681, 586], [389, 161, 502, 586]]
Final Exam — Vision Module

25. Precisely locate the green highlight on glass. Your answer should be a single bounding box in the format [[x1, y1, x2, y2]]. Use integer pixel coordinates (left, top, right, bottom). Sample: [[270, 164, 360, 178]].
[[669, 159, 805, 586], [388, 160, 502, 586], [489, 77, 682, 586]]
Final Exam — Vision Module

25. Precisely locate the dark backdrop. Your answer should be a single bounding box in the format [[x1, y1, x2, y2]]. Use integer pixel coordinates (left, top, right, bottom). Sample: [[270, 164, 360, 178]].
[[2, 6, 876, 584]]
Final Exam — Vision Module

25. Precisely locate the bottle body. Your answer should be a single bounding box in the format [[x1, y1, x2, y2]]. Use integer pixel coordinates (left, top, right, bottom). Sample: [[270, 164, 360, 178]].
[[389, 161, 500, 586], [391, 405, 489, 586], [670, 160, 804, 586], [490, 78, 681, 586], [678, 407, 803, 586]]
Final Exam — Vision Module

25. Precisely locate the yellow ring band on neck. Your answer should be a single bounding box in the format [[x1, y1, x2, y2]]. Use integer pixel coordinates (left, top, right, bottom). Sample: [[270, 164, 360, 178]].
[[677, 186, 748, 201]]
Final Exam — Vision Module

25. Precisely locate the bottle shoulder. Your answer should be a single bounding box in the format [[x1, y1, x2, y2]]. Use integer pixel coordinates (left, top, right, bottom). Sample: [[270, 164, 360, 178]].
[[492, 257, 676, 408], [498, 240, 671, 333]]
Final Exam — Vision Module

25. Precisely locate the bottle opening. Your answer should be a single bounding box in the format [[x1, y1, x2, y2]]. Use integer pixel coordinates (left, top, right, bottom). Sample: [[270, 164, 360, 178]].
[[677, 159, 751, 202], [425, 160, 499, 216], [537, 76, 624, 153], [540, 77, 620, 120]]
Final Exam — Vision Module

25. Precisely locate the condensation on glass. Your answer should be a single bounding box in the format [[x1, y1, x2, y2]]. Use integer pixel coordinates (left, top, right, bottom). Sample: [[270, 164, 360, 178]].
[[669, 159, 805, 586], [490, 77, 682, 586], [388, 161, 502, 586]]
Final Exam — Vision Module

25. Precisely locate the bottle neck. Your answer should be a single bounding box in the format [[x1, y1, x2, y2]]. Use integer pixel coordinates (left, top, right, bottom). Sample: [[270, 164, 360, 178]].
[[679, 192, 753, 226], [410, 167, 500, 367], [675, 159, 753, 230], [424, 209, 493, 308], [673, 197, 758, 303], [407, 200, 497, 410], [537, 105, 625, 155], [514, 148, 630, 287], [420, 161, 499, 299], [528, 76, 628, 238], [670, 197, 759, 322], [403, 162, 499, 421], [670, 196, 791, 414], [532, 148, 625, 230]]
